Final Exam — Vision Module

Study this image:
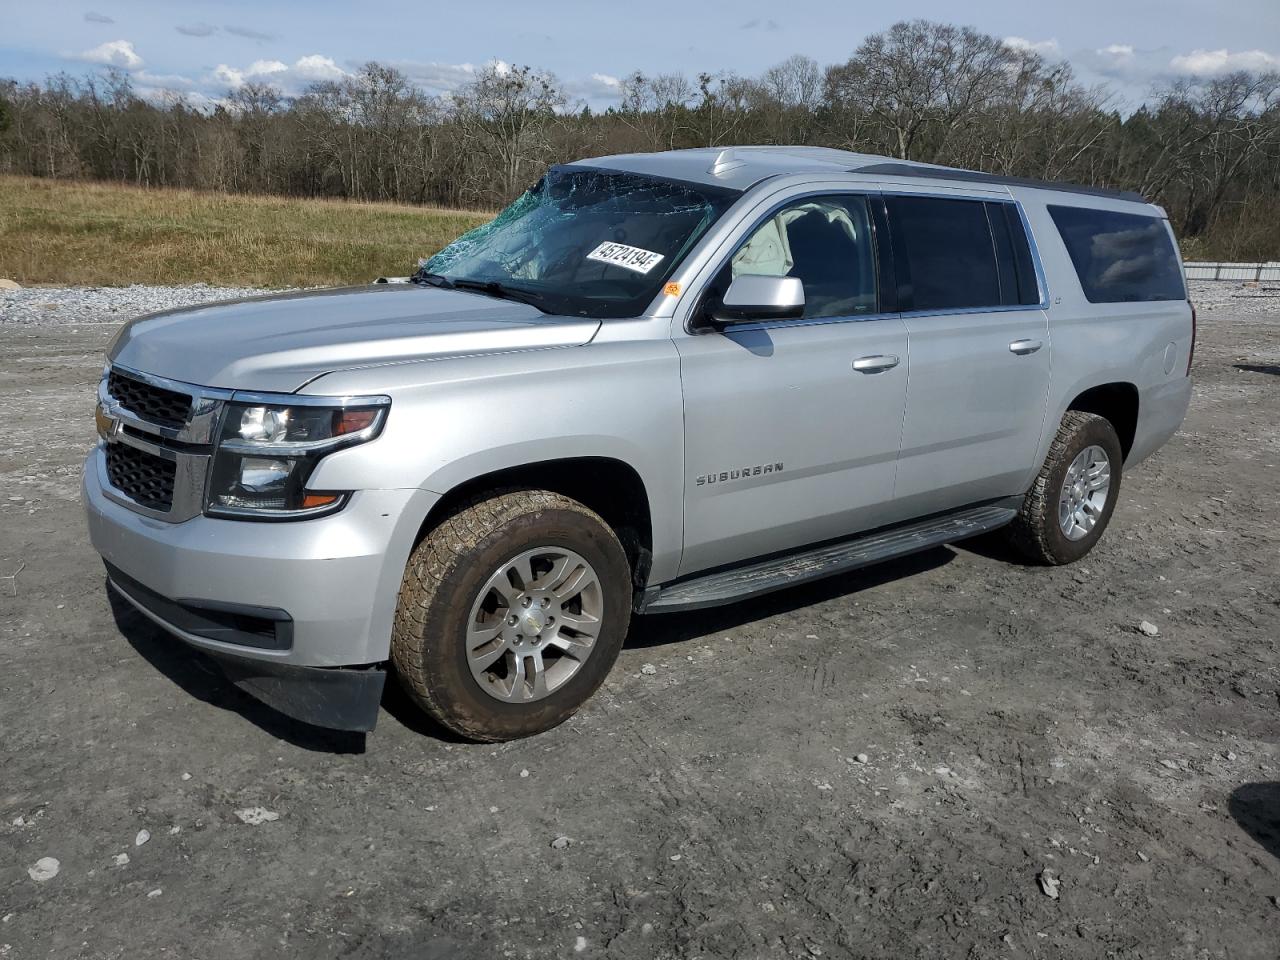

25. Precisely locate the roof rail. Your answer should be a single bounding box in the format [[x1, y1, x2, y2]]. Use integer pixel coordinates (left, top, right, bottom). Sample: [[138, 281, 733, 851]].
[[854, 162, 1147, 204]]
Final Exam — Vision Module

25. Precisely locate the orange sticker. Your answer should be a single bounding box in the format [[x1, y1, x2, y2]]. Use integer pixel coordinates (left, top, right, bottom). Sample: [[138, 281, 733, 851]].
[[663, 281, 682, 297]]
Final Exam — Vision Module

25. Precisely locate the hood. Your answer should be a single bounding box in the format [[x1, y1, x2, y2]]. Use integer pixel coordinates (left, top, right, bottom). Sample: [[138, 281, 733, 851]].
[[108, 284, 601, 393]]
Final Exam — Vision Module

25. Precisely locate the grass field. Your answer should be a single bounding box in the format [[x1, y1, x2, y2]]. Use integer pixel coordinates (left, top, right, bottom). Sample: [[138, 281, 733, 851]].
[[0, 176, 492, 288]]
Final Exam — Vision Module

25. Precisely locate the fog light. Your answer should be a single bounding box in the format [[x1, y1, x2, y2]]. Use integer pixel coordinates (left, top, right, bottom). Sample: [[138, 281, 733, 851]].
[[239, 457, 291, 492]]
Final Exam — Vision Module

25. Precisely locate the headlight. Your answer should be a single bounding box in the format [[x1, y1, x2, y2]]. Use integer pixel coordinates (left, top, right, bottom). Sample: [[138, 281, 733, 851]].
[[206, 397, 389, 520]]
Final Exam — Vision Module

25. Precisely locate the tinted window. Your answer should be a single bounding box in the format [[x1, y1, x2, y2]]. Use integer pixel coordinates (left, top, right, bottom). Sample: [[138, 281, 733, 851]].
[[1047, 205, 1185, 303], [887, 196, 1003, 311], [1002, 204, 1041, 306], [727, 195, 877, 319], [987, 202, 1041, 306]]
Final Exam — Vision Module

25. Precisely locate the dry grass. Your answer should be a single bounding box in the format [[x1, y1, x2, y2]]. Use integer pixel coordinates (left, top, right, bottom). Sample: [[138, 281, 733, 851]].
[[0, 176, 492, 288]]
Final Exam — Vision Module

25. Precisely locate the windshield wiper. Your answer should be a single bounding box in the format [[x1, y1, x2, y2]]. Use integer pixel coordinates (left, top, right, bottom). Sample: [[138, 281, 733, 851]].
[[450, 279, 550, 313], [411, 270, 456, 289]]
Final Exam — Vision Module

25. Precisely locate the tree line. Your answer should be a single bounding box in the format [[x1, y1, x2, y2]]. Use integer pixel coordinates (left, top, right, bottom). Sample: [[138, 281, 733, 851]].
[[2, 20, 1278, 259]]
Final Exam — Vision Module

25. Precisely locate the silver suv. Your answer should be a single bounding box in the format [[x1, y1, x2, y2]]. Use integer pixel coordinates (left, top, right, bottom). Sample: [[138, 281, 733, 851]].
[[84, 147, 1194, 740]]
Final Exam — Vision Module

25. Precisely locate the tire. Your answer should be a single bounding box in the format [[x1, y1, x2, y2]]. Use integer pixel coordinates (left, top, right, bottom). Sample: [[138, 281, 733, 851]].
[[391, 488, 633, 741], [1006, 411, 1124, 565]]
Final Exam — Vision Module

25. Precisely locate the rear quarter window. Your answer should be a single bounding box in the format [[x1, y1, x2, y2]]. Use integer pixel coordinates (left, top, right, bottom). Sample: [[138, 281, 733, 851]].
[[1047, 205, 1186, 303]]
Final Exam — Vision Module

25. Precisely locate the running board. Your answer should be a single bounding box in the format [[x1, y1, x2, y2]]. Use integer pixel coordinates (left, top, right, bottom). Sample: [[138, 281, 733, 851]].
[[640, 502, 1018, 614]]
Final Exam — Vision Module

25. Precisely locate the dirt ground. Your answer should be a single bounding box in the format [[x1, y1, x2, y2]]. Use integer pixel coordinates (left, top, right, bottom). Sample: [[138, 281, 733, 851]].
[[2, 283, 1278, 959]]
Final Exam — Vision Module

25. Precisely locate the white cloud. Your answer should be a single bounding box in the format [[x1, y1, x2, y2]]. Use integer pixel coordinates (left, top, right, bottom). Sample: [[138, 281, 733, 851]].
[[78, 39, 144, 70], [1004, 36, 1061, 57], [1170, 48, 1280, 76], [293, 55, 347, 83], [213, 64, 246, 87], [213, 55, 349, 92], [247, 59, 289, 76], [1097, 44, 1135, 58]]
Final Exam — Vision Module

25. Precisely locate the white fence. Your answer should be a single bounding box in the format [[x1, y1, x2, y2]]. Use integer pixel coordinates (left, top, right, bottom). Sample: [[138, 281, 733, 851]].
[[1184, 262, 1280, 282]]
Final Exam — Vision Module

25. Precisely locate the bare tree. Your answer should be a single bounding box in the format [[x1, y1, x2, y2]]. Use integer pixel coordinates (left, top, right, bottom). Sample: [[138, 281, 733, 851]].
[[686, 72, 752, 147], [750, 55, 823, 143], [2, 21, 1280, 258], [617, 72, 694, 150], [824, 20, 1023, 161], [452, 64, 565, 204]]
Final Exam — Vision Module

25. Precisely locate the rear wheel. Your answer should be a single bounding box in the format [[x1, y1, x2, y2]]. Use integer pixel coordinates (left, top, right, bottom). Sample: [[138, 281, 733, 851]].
[[392, 489, 632, 741], [1006, 411, 1123, 565]]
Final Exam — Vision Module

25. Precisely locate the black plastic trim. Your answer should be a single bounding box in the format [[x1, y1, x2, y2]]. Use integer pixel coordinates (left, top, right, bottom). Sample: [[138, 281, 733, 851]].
[[639, 498, 1021, 614], [105, 561, 293, 651], [869, 195, 898, 314], [211, 655, 386, 733], [105, 564, 385, 732]]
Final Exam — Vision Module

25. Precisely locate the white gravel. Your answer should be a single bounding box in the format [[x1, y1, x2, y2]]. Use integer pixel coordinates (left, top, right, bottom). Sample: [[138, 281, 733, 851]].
[[0, 283, 278, 326]]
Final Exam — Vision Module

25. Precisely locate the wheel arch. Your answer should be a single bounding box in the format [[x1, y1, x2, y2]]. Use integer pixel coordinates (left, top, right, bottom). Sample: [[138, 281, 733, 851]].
[[415, 456, 656, 591], [1066, 381, 1140, 459]]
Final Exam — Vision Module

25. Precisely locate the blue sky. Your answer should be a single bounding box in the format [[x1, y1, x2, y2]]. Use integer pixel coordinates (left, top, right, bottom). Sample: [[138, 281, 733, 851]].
[[2, 0, 1278, 111]]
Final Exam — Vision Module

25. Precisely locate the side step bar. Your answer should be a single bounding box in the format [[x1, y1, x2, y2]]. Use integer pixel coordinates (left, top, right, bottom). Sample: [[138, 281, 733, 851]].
[[640, 502, 1018, 614]]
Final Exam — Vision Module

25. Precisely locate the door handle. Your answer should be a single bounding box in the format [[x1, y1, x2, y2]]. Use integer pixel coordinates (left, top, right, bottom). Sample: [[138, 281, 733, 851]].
[[1009, 339, 1043, 355], [852, 354, 901, 373]]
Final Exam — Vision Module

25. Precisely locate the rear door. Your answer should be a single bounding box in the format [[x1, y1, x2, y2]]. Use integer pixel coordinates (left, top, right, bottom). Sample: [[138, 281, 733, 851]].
[[675, 191, 909, 576], [885, 193, 1052, 518]]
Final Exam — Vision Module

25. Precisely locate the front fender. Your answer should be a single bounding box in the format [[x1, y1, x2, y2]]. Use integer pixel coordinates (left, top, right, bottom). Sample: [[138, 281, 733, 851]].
[[302, 340, 686, 583]]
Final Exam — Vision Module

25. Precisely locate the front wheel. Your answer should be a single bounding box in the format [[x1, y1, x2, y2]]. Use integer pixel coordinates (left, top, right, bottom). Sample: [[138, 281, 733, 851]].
[[391, 489, 633, 741], [1006, 411, 1123, 565]]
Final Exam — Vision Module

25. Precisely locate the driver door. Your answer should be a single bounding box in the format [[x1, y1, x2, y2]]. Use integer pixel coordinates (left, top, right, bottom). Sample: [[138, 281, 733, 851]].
[[675, 193, 909, 577]]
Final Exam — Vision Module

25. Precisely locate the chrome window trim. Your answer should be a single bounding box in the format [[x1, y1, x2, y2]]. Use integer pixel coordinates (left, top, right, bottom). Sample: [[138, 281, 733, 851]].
[[705, 310, 901, 334], [895, 303, 1046, 319]]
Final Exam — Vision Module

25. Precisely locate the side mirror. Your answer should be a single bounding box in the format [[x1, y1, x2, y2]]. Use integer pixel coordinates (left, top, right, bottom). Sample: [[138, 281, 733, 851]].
[[708, 275, 805, 326]]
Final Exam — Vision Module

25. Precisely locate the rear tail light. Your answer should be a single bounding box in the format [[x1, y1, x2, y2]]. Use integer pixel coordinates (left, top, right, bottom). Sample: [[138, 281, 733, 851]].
[[1187, 303, 1197, 375]]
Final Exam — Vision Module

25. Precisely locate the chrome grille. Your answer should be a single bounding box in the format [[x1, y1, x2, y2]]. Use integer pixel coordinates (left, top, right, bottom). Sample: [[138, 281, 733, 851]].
[[106, 370, 193, 429], [104, 441, 177, 512], [98, 365, 228, 522]]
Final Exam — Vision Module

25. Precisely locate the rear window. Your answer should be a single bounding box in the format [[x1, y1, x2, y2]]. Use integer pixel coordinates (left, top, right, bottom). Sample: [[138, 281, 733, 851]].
[[1047, 205, 1186, 303], [886, 196, 1040, 312]]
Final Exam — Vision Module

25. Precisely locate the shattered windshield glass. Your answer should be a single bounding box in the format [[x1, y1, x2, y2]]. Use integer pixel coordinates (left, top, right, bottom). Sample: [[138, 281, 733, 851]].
[[420, 166, 740, 318]]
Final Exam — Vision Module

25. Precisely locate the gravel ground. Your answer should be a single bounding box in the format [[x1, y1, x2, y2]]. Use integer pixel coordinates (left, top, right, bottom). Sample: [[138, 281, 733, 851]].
[[0, 283, 279, 326], [1, 280, 1278, 959]]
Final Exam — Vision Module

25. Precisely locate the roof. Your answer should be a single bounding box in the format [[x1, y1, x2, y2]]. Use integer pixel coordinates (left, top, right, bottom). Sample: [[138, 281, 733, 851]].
[[573, 146, 1147, 204]]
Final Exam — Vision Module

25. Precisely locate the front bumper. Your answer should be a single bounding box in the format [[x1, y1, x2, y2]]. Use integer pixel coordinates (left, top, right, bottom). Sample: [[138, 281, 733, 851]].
[[84, 444, 438, 730]]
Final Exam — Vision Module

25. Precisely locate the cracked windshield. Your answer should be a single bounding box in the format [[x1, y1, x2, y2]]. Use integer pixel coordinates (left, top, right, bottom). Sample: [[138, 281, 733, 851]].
[[420, 166, 738, 318]]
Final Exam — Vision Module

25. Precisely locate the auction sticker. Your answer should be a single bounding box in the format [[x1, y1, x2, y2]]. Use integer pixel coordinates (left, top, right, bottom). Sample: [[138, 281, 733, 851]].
[[586, 242, 665, 275]]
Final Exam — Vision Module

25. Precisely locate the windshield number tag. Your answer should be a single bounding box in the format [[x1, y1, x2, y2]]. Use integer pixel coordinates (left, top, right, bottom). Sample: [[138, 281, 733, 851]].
[[586, 242, 665, 275]]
